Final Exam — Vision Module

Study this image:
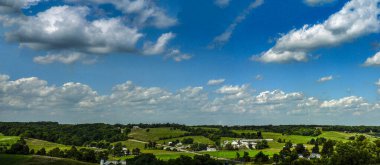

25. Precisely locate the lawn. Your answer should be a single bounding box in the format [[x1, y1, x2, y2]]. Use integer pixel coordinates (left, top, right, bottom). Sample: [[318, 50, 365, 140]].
[[157, 136, 215, 145], [200, 148, 278, 159], [26, 138, 74, 151], [128, 127, 188, 142], [0, 154, 96, 165], [109, 139, 196, 161], [0, 134, 20, 148]]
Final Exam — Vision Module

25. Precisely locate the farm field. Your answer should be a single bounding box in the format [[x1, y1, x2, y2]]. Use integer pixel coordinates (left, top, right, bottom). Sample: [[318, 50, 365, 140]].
[[0, 154, 96, 165], [0, 134, 19, 148], [157, 136, 215, 145], [128, 127, 188, 142], [109, 139, 196, 161]]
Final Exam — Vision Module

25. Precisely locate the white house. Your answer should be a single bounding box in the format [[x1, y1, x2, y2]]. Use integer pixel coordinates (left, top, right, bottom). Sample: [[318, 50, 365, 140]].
[[206, 147, 217, 151]]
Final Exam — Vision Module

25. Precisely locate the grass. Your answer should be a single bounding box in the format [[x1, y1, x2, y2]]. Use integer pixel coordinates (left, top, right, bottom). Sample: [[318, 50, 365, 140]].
[[26, 139, 74, 152], [200, 149, 278, 159], [0, 154, 96, 165], [128, 127, 188, 142], [0, 134, 20, 148], [157, 136, 215, 145]]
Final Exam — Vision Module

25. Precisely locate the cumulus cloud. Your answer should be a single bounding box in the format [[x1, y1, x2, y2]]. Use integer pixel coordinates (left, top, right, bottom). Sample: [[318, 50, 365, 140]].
[[207, 79, 225, 86], [0, 1, 186, 64], [364, 52, 380, 66], [209, 0, 264, 49], [304, 0, 336, 6], [0, 74, 378, 124], [66, 0, 177, 28], [254, 0, 380, 63], [5, 6, 142, 54], [317, 75, 333, 83], [0, 0, 41, 13], [214, 0, 231, 8]]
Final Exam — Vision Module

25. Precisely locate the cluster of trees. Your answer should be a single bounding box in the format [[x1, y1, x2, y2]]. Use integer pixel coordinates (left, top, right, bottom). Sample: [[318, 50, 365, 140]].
[[0, 122, 130, 146], [126, 154, 224, 165], [1, 138, 108, 163], [144, 141, 157, 149], [255, 140, 269, 149], [190, 143, 208, 151], [235, 151, 270, 163], [109, 142, 141, 157]]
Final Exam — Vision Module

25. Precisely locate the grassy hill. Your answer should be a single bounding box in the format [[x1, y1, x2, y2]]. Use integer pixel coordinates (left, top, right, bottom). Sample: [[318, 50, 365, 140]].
[[0, 134, 20, 148], [128, 127, 188, 141], [0, 154, 96, 165], [157, 136, 215, 145]]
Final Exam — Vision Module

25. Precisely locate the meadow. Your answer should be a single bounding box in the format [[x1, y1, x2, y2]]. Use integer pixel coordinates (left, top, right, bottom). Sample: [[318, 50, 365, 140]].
[[128, 127, 188, 141], [0, 154, 96, 165]]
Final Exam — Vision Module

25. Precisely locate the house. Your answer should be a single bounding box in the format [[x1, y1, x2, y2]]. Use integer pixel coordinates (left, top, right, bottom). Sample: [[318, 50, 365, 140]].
[[122, 147, 128, 155], [132, 126, 140, 130], [206, 147, 217, 151], [310, 153, 321, 159], [100, 159, 126, 165]]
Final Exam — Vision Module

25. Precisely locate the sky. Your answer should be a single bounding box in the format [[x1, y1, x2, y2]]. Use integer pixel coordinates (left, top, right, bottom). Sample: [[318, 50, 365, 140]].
[[1, 0, 380, 125]]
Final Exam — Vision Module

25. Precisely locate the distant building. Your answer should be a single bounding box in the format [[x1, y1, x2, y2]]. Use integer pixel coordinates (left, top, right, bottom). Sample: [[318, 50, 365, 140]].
[[310, 153, 321, 159], [206, 147, 217, 151], [100, 159, 126, 165], [132, 126, 140, 130]]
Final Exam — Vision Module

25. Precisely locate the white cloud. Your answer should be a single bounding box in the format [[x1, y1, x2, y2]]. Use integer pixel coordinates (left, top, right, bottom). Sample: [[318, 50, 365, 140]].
[[143, 32, 175, 55], [0, 74, 378, 124], [255, 0, 380, 63], [320, 96, 367, 109], [67, 0, 177, 28], [0, 0, 42, 13], [214, 0, 231, 8], [375, 79, 380, 94], [317, 75, 333, 83], [209, 0, 264, 49], [364, 52, 380, 66], [0, 1, 185, 64], [207, 79, 225, 86], [165, 49, 192, 62], [33, 52, 96, 64], [255, 74, 263, 80], [304, 0, 336, 6]]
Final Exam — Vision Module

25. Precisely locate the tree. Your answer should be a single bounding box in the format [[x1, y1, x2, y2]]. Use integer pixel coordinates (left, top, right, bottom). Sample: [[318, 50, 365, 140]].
[[132, 148, 140, 155], [36, 148, 46, 155], [256, 140, 269, 149], [242, 151, 251, 162], [66, 146, 81, 160], [254, 151, 269, 163], [295, 144, 306, 154], [181, 138, 194, 144], [235, 152, 240, 161], [6, 138, 29, 155], [312, 143, 320, 154], [48, 147, 64, 157], [321, 140, 334, 157], [257, 131, 263, 139], [272, 154, 280, 164]]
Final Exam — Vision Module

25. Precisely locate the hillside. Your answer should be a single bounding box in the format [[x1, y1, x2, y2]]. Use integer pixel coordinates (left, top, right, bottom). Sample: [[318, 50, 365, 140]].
[[0, 154, 96, 165]]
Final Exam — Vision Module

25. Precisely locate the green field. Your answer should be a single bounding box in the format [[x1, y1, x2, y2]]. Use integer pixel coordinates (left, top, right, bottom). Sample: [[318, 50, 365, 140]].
[[200, 149, 278, 159], [157, 136, 215, 145], [232, 130, 363, 143], [0, 154, 96, 165], [110, 139, 196, 161], [26, 139, 74, 151], [128, 127, 188, 141], [0, 134, 20, 148]]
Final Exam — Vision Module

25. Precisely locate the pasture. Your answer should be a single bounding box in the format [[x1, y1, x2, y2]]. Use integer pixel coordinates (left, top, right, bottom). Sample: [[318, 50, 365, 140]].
[[0, 154, 96, 165], [128, 127, 188, 141]]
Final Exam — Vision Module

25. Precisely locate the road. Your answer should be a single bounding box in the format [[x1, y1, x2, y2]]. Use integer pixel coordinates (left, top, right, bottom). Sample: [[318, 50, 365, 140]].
[[128, 139, 240, 163]]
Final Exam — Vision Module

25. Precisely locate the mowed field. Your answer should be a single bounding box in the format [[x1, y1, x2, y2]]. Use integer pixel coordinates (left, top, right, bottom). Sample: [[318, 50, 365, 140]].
[[0, 133, 19, 148], [110, 139, 196, 161], [128, 127, 188, 141], [157, 136, 215, 145], [0, 154, 96, 165]]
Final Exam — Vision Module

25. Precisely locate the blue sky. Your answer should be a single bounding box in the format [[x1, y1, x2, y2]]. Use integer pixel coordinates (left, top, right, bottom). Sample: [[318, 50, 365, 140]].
[[0, 0, 380, 125]]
